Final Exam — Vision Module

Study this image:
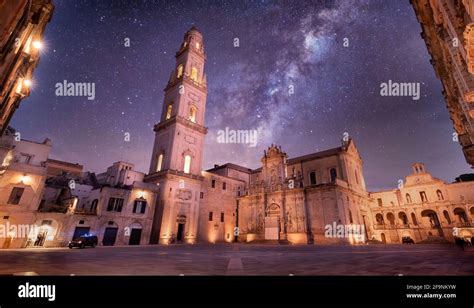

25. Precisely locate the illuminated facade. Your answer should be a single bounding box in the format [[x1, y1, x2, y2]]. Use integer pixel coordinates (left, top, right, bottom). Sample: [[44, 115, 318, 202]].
[[0, 0, 54, 135], [369, 163, 474, 243], [412, 0, 474, 166], [144, 27, 208, 244]]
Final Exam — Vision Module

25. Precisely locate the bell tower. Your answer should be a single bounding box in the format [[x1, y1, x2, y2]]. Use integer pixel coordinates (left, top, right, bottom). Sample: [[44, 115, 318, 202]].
[[145, 27, 208, 245]]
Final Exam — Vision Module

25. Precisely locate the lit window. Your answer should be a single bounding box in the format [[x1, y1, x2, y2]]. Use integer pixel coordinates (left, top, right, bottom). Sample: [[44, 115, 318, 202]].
[[177, 64, 184, 78], [156, 154, 163, 172], [184, 155, 191, 174], [196, 42, 200, 49], [189, 106, 197, 123], [191, 67, 198, 82], [166, 104, 173, 120]]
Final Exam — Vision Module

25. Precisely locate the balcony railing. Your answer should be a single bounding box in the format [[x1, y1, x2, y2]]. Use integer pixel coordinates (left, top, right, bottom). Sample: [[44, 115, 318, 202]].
[[456, 222, 472, 228]]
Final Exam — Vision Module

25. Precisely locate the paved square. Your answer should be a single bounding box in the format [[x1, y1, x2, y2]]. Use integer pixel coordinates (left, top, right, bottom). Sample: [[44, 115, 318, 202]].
[[0, 244, 472, 276]]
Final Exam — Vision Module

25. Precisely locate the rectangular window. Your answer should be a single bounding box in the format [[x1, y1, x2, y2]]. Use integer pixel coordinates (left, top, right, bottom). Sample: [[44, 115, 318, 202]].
[[200, 192, 204, 199], [8, 187, 24, 205], [377, 198, 383, 207], [211, 180, 215, 188], [133, 199, 147, 214], [107, 197, 124, 212], [209, 212, 213, 221], [220, 212, 224, 222], [223, 182, 227, 190], [19, 154, 33, 164], [309, 172, 317, 185]]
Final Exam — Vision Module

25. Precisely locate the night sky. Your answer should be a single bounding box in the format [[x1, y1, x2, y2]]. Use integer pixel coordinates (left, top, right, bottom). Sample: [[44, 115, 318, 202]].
[[11, 0, 472, 191]]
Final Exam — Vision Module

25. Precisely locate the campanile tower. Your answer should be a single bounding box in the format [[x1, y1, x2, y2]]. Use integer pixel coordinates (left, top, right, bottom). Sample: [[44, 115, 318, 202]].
[[146, 27, 208, 244]]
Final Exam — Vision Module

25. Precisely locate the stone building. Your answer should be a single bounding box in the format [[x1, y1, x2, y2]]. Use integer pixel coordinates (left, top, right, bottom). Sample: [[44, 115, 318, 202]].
[[0, 0, 54, 135], [0, 127, 51, 248], [144, 27, 208, 245], [412, 0, 474, 166], [237, 141, 370, 244], [0, 127, 159, 248], [369, 163, 474, 243]]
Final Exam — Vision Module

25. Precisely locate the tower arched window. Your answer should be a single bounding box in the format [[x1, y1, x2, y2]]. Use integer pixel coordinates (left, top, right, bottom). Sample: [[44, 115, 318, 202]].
[[191, 67, 198, 82], [177, 64, 184, 78], [184, 155, 191, 174], [189, 106, 197, 123], [166, 104, 173, 120], [156, 154, 164, 172], [406, 193, 412, 204]]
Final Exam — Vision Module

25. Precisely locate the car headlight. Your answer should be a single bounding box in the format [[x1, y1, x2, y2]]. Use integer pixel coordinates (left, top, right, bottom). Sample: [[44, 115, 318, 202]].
[[78, 241, 82, 244]]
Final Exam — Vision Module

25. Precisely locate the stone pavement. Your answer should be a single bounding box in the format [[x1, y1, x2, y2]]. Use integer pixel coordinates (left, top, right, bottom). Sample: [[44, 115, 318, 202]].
[[0, 244, 472, 276]]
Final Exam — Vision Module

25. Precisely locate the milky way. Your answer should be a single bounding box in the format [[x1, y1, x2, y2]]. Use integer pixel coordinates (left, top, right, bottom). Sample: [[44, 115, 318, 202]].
[[11, 0, 472, 190]]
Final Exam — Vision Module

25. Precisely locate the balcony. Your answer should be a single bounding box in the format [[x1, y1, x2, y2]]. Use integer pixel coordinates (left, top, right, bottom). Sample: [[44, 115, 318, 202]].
[[456, 222, 472, 228], [74, 208, 97, 216]]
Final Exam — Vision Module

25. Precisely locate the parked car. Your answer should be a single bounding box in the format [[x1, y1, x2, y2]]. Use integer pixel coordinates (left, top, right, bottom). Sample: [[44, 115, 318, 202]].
[[402, 236, 415, 244], [68, 235, 98, 249]]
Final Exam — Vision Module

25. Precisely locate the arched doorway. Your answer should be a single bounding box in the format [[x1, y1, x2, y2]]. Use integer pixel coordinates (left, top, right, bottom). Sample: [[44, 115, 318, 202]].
[[265, 203, 280, 240], [421, 210, 443, 237], [381, 233, 386, 243], [127, 223, 142, 245], [176, 215, 186, 242], [102, 221, 118, 246]]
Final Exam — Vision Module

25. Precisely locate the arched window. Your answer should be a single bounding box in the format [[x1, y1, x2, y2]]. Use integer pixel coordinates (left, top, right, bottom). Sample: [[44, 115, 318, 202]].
[[189, 106, 197, 123], [411, 213, 418, 225], [177, 64, 184, 78], [386, 212, 395, 225], [190, 67, 198, 82], [436, 190, 444, 201], [443, 210, 451, 224], [375, 213, 384, 225], [165, 104, 173, 120], [156, 154, 164, 172], [329, 168, 337, 182], [196, 42, 200, 50], [406, 193, 412, 204], [183, 155, 191, 174], [419, 191, 428, 202]]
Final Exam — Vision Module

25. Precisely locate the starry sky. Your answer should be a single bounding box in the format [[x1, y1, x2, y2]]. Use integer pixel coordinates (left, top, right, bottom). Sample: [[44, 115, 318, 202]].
[[11, 0, 472, 191]]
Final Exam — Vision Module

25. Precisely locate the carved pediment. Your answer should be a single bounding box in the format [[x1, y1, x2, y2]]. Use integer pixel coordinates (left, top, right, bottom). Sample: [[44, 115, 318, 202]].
[[176, 189, 192, 200]]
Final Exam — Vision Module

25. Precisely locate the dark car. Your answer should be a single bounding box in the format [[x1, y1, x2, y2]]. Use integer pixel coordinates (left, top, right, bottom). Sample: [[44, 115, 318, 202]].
[[68, 235, 98, 249], [402, 236, 415, 244]]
